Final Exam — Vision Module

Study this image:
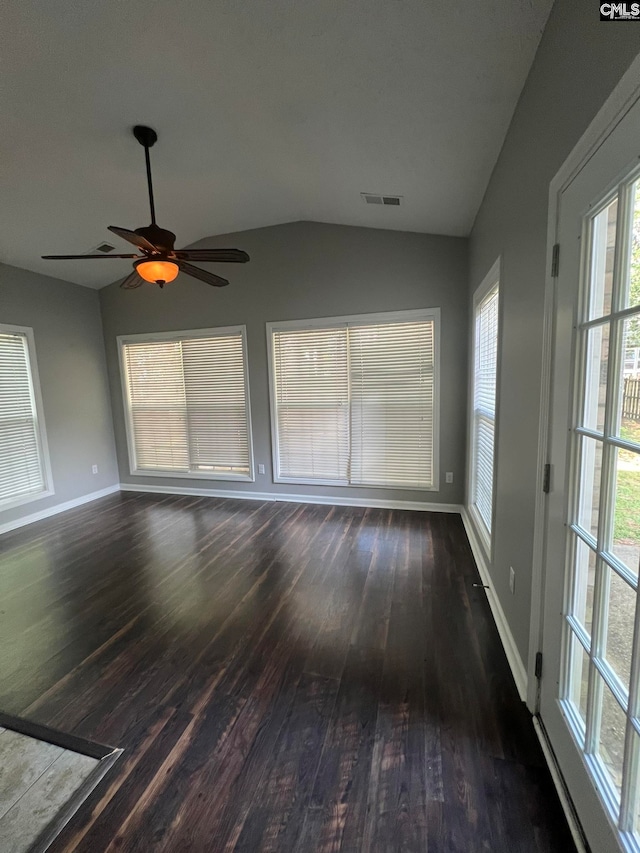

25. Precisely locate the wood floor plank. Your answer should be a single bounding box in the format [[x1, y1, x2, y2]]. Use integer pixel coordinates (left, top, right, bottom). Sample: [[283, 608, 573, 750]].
[[51, 706, 192, 852], [363, 517, 430, 853], [296, 644, 386, 852], [231, 673, 340, 853], [0, 494, 576, 853]]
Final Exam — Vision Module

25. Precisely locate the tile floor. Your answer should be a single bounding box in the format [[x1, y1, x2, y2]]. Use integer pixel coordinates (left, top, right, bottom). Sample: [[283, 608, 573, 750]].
[[0, 727, 99, 852]]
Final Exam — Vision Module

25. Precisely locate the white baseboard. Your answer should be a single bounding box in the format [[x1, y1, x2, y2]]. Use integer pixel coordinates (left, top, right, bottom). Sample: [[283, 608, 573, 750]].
[[119, 482, 463, 514], [461, 506, 528, 702], [0, 485, 121, 536], [532, 717, 588, 853]]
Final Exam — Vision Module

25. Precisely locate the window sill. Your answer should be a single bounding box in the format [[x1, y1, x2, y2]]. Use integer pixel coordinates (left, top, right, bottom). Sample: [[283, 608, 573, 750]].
[[0, 488, 55, 514], [130, 468, 255, 483], [273, 475, 438, 492]]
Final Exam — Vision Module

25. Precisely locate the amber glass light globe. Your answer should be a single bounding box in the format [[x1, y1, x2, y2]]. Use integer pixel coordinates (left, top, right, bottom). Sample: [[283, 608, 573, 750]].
[[135, 259, 179, 284]]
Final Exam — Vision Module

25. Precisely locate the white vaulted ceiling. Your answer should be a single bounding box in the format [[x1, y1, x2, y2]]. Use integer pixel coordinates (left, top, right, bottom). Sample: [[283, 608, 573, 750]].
[[1, 0, 552, 288]]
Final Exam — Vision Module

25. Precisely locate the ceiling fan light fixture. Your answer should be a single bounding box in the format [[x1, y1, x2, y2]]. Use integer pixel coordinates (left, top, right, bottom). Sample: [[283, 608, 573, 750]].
[[134, 258, 179, 284]]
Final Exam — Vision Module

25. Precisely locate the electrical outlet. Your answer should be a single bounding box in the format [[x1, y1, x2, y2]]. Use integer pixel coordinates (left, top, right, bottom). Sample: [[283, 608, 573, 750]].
[[92, 464, 98, 474], [509, 566, 515, 594], [258, 463, 265, 475], [445, 471, 453, 484]]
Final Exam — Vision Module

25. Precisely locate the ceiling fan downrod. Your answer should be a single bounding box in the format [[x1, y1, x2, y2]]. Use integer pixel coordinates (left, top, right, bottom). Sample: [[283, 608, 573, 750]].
[[133, 125, 158, 226]]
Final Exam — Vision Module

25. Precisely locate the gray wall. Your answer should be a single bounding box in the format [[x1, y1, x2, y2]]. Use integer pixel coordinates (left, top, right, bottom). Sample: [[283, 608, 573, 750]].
[[468, 1, 640, 662], [0, 263, 119, 526], [100, 221, 468, 505]]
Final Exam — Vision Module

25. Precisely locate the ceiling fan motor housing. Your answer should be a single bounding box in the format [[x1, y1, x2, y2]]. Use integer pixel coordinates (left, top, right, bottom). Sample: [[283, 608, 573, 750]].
[[135, 224, 176, 254]]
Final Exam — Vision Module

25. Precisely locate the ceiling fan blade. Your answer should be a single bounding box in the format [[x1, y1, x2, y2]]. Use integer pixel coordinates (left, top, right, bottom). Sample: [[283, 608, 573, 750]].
[[120, 270, 144, 289], [178, 261, 229, 287], [108, 226, 159, 254], [41, 253, 140, 260], [173, 249, 250, 263]]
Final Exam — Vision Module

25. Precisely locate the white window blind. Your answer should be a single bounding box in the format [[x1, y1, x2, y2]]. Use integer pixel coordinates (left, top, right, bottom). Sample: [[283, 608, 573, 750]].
[[270, 312, 437, 489], [0, 329, 49, 506], [350, 322, 435, 487], [472, 283, 499, 535], [120, 329, 252, 479], [272, 327, 349, 481]]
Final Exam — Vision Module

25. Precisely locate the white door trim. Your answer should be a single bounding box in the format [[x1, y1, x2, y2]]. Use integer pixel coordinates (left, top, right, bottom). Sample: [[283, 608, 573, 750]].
[[528, 52, 640, 713]]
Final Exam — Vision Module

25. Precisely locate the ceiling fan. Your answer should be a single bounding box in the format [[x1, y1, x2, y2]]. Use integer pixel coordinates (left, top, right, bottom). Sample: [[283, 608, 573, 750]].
[[42, 125, 250, 289]]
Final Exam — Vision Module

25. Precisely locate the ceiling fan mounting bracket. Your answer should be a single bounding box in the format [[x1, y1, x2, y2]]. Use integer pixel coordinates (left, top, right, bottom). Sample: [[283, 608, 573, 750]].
[[133, 125, 157, 148]]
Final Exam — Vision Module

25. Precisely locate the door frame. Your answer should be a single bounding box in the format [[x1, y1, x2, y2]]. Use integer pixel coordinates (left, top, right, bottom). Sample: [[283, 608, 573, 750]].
[[529, 53, 640, 715]]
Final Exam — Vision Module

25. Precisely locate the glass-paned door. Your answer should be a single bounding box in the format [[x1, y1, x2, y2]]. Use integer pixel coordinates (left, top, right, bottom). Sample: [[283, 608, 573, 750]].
[[542, 96, 640, 853]]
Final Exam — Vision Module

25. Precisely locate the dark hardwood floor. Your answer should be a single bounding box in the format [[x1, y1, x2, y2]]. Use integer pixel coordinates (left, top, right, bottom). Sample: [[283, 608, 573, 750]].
[[0, 492, 574, 852]]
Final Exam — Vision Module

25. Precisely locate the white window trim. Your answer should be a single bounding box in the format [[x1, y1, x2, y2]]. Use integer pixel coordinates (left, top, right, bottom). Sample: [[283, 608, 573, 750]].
[[0, 323, 54, 511], [117, 326, 255, 482], [466, 259, 501, 557], [266, 308, 441, 491]]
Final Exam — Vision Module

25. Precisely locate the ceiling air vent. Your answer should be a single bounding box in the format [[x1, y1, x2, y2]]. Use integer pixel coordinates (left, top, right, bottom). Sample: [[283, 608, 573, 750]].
[[361, 193, 402, 206], [94, 242, 116, 253]]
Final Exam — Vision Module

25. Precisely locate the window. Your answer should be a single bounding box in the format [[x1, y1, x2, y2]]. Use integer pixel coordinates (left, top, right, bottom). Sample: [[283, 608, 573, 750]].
[[0, 324, 53, 510], [268, 309, 439, 490], [119, 327, 254, 480], [469, 263, 500, 545]]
